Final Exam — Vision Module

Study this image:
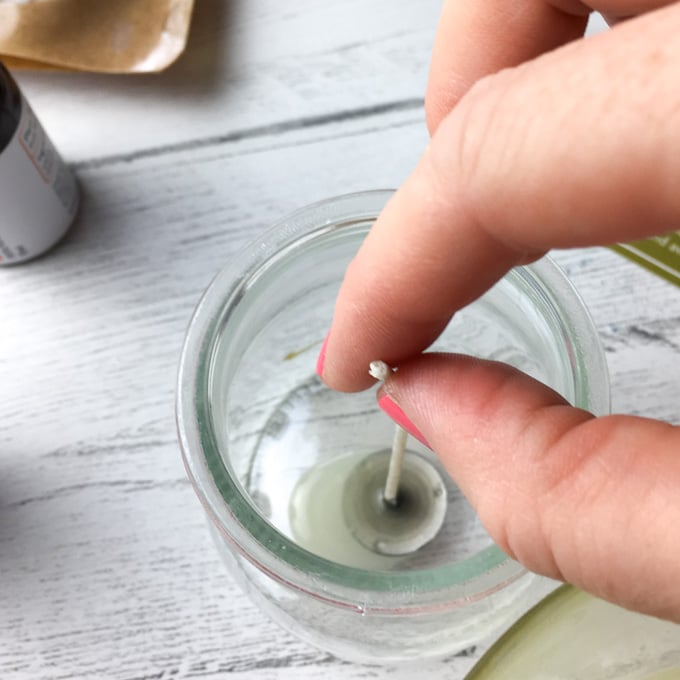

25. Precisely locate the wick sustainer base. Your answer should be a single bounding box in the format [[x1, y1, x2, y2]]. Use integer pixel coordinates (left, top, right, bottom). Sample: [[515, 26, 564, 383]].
[[342, 449, 448, 556]]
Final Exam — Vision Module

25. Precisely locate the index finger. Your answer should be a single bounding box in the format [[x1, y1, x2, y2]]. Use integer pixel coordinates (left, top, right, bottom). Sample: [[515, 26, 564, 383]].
[[319, 5, 680, 392]]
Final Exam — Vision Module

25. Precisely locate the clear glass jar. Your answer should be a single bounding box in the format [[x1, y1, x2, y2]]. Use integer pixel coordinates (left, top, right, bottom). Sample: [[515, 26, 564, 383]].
[[176, 191, 610, 664]]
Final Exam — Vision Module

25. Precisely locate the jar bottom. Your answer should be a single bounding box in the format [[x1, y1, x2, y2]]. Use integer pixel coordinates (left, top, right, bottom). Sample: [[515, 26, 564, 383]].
[[244, 375, 492, 572], [341, 448, 448, 557]]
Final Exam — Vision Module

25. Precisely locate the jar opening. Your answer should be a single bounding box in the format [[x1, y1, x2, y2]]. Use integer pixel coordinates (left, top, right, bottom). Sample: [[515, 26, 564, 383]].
[[177, 190, 609, 608]]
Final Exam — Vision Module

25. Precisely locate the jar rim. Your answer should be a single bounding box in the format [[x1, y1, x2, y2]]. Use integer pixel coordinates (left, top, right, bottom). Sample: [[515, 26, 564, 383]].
[[176, 190, 610, 611]]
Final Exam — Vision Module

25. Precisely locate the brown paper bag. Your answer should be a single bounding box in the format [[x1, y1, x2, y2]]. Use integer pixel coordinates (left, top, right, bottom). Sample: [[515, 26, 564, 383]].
[[0, 0, 195, 73]]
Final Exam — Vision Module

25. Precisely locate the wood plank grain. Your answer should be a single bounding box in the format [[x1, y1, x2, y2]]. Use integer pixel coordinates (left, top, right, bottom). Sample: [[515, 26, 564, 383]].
[[0, 109, 468, 680], [12, 2, 608, 164], [13, 0, 440, 162]]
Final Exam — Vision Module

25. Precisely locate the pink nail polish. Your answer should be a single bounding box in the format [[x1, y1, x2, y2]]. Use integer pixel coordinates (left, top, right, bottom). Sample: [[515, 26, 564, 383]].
[[315, 333, 329, 377], [377, 394, 431, 448]]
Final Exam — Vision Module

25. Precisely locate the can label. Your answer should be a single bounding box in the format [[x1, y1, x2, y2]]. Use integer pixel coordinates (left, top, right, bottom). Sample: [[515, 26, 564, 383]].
[[0, 97, 79, 264]]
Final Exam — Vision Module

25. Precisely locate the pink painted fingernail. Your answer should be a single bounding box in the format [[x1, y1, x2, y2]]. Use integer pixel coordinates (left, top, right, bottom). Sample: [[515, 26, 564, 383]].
[[378, 394, 431, 448], [316, 333, 329, 377]]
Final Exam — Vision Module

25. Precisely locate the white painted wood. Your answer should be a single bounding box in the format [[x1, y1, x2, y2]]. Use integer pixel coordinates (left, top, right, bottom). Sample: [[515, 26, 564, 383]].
[[13, 0, 441, 162], [11, 3, 608, 164], [0, 107, 476, 680], [1, 4, 678, 679]]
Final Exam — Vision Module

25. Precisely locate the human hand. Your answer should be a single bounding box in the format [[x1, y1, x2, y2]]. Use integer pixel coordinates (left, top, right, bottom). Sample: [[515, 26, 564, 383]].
[[317, 1, 680, 621]]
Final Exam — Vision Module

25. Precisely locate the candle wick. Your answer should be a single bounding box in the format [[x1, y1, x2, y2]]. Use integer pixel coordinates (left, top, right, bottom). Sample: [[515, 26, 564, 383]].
[[384, 425, 407, 506], [368, 360, 391, 382], [368, 360, 407, 508]]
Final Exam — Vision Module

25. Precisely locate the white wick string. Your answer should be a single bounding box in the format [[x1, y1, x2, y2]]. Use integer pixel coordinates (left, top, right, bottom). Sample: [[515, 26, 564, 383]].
[[369, 360, 406, 507]]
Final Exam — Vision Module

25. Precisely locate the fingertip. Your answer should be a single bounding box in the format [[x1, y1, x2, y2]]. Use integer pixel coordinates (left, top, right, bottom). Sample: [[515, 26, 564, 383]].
[[317, 329, 378, 393]]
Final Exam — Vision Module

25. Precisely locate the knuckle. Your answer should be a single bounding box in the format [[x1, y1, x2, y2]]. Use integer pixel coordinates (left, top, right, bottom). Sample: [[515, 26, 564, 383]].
[[448, 71, 516, 220]]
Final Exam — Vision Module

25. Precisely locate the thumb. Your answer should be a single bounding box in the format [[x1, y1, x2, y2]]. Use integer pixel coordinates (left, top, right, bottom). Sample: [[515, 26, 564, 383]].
[[378, 353, 680, 622]]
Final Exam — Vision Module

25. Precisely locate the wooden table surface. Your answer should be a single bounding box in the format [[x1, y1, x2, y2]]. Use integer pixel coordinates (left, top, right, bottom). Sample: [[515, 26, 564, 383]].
[[2, 3, 678, 678]]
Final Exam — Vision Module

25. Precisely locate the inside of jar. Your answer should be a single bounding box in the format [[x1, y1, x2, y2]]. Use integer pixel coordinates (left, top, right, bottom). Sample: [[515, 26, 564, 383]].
[[205, 222, 577, 576]]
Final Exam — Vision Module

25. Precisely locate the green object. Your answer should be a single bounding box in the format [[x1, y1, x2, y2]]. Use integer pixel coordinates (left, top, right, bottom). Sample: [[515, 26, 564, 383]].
[[466, 585, 680, 679], [611, 232, 680, 288]]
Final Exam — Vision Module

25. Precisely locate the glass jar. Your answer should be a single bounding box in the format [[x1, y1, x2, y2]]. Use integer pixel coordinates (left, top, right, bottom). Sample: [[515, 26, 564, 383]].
[[176, 191, 610, 664]]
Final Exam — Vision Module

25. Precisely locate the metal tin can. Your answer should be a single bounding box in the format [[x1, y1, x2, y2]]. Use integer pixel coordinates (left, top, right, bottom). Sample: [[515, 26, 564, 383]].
[[0, 63, 79, 265]]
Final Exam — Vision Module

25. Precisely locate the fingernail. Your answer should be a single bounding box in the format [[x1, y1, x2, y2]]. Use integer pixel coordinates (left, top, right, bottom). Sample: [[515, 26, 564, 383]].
[[378, 393, 431, 448], [315, 333, 329, 377]]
